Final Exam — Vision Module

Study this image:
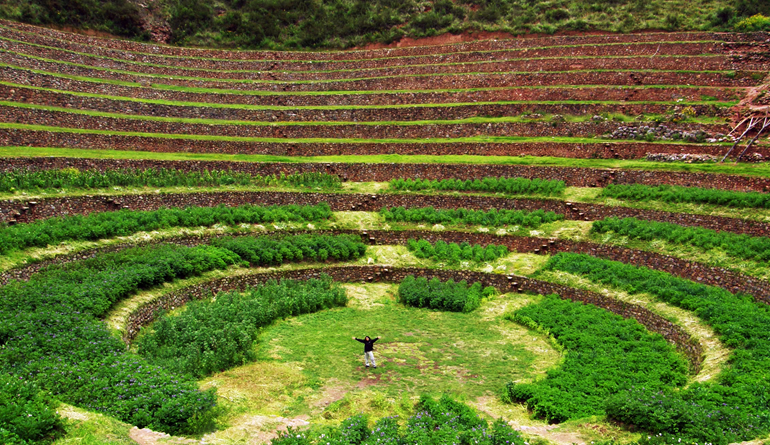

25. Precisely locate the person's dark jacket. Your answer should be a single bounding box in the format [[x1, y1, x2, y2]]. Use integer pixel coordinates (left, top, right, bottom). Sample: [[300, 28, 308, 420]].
[[355, 337, 379, 352]]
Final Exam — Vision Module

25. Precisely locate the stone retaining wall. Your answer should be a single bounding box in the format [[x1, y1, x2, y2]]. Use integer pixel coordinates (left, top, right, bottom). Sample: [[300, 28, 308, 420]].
[[2, 37, 746, 79], [2, 129, 757, 160], [0, 84, 729, 123], [2, 24, 753, 71], [4, 228, 767, 303], [0, 105, 730, 140], [120, 265, 703, 371], [0, 50, 758, 91], [4, 156, 769, 192], [0, 69, 742, 106], [3, 190, 769, 237]]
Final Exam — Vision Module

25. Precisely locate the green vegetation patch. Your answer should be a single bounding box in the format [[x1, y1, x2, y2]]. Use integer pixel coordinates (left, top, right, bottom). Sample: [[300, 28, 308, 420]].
[[600, 183, 770, 209], [542, 252, 770, 443], [397, 275, 495, 313], [0, 202, 333, 255], [272, 395, 523, 445], [0, 168, 341, 192], [0, 374, 65, 445], [380, 206, 564, 228], [406, 239, 510, 265], [591, 216, 770, 262], [390, 177, 566, 196], [504, 293, 688, 423], [138, 276, 348, 378]]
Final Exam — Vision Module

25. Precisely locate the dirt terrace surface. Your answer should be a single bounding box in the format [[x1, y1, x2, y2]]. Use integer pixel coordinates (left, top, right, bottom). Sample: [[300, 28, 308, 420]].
[[0, 50, 759, 91], [0, 70, 744, 105], [0, 105, 731, 139], [0, 84, 732, 122], [3, 37, 757, 78], [1, 129, 756, 160]]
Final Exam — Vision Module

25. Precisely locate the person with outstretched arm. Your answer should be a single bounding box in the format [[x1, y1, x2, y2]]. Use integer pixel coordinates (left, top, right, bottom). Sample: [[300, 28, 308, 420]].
[[352, 335, 381, 368]]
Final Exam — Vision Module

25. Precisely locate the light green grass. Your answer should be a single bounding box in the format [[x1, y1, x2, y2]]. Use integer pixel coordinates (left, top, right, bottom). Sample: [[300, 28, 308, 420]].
[[6, 148, 767, 178], [53, 404, 134, 445]]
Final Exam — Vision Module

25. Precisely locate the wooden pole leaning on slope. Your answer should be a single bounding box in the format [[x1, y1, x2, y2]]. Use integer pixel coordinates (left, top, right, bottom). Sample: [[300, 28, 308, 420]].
[[737, 115, 770, 161]]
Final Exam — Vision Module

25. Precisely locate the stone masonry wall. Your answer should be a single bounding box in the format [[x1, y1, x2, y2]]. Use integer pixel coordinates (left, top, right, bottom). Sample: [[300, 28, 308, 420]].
[[0, 84, 730, 123], [0, 69, 742, 106], [3, 191, 769, 237], [3, 228, 767, 303], [2, 129, 759, 160], [0, 105, 731, 140], [3, 156, 770, 192]]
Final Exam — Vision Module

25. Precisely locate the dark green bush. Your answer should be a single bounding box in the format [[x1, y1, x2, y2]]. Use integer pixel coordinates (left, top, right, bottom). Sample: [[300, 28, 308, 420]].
[[600, 183, 770, 209], [591, 216, 770, 262], [544, 253, 770, 443], [211, 233, 367, 265], [398, 275, 492, 312], [271, 395, 523, 445], [381, 206, 563, 228], [0, 375, 64, 445], [504, 294, 688, 423], [0, 203, 333, 255], [390, 176, 565, 196], [406, 238, 509, 264], [138, 276, 347, 377]]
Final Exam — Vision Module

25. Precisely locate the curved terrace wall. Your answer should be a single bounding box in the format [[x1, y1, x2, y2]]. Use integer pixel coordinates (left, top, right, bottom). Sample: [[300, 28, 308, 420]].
[[119, 265, 703, 370], [4, 156, 770, 192], [0, 38, 745, 79], [3, 191, 769, 237], [0, 51, 757, 91], [0, 106, 731, 140], [1, 130, 755, 160], [0, 71, 743, 106], [0, 85, 730, 123], [3, 228, 767, 304]]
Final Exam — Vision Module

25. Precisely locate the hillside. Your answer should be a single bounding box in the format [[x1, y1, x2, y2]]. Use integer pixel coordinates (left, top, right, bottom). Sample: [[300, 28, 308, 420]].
[[0, 17, 770, 445], [0, 0, 769, 49]]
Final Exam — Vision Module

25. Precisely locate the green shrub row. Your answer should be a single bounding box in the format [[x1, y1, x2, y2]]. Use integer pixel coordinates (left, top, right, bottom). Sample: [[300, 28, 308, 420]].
[[212, 233, 366, 265], [600, 183, 770, 209], [380, 206, 563, 228], [0, 233, 365, 436], [0, 374, 64, 445], [544, 252, 770, 443], [406, 238, 509, 264], [398, 275, 493, 313], [591, 216, 770, 262], [272, 394, 524, 445], [0, 169, 342, 192], [504, 294, 688, 423], [390, 177, 565, 196], [0, 202, 333, 255], [138, 276, 347, 378]]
